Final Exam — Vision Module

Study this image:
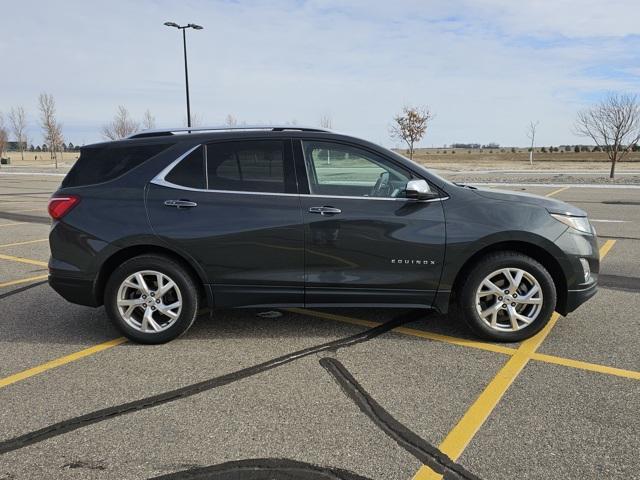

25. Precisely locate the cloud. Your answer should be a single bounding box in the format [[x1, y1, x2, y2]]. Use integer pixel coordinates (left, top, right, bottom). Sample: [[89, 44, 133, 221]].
[[1, 0, 639, 147]]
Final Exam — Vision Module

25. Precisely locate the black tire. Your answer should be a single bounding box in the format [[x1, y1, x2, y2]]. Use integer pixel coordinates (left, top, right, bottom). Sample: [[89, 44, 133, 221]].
[[104, 254, 199, 344], [456, 251, 556, 342]]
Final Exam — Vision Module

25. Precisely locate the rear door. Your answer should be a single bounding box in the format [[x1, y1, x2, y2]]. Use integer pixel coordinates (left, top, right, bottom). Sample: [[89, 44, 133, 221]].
[[146, 139, 304, 307], [296, 139, 446, 307]]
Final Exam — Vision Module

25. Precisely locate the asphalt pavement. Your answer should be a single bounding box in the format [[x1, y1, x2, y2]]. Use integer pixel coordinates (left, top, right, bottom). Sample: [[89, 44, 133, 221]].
[[0, 174, 638, 480]]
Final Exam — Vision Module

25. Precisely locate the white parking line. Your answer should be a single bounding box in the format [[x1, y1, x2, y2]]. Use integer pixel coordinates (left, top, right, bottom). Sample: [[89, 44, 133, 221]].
[[469, 182, 640, 189], [0, 172, 66, 177], [591, 219, 628, 223], [438, 169, 640, 175]]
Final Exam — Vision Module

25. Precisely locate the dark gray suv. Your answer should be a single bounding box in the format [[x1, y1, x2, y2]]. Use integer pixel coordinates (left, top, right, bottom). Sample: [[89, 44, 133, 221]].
[[48, 126, 599, 344]]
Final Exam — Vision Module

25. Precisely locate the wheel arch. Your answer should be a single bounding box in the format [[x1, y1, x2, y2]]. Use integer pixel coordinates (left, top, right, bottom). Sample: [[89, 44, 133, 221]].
[[446, 240, 568, 315], [95, 244, 212, 309]]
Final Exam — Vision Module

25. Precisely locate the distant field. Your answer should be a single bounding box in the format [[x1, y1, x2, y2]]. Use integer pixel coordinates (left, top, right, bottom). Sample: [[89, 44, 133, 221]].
[[399, 149, 640, 172], [409, 148, 640, 163], [1, 151, 79, 167], [2, 149, 639, 173]]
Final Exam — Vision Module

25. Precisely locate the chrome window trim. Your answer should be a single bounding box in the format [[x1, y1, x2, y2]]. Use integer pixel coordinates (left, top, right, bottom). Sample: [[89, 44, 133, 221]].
[[151, 144, 448, 202], [152, 144, 202, 184], [203, 143, 209, 189], [306, 194, 448, 203]]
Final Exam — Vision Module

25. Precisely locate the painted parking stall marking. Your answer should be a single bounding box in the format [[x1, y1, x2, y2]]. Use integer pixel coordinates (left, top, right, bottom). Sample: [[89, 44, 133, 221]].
[[412, 239, 618, 480]]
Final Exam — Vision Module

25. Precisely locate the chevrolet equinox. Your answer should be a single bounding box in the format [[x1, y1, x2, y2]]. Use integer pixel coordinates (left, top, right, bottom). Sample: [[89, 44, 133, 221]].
[[48, 126, 599, 344]]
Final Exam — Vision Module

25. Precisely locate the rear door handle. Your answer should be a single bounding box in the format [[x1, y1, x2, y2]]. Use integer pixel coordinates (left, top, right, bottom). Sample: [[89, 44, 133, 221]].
[[164, 199, 198, 209], [309, 206, 342, 216]]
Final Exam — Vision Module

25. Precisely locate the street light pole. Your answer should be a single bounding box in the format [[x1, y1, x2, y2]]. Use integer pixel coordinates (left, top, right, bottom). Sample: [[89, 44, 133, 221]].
[[164, 22, 204, 129], [182, 28, 191, 128]]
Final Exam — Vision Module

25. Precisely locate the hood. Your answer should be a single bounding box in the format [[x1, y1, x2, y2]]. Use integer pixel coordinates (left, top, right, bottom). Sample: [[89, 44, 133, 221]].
[[472, 187, 587, 216]]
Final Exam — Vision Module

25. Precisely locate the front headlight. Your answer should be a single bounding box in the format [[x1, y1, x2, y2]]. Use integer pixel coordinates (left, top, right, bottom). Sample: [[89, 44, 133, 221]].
[[550, 213, 593, 234]]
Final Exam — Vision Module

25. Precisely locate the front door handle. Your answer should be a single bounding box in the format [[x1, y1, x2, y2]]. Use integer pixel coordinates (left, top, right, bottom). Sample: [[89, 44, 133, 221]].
[[164, 199, 198, 209], [309, 206, 342, 216]]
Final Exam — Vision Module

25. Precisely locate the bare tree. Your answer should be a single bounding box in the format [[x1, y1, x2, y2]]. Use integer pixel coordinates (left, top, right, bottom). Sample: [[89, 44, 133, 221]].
[[8, 106, 28, 161], [0, 112, 8, 161], [142, 109, 156, 130], [38, 93, 64, 167], [319, 115, 332, 129], [526, 120, 539, 165], [102, 106, 140, 140], [184, 113, 203, 128], [317, 115, 334, 164], [224, 114, 238, 127], [390, 106, 432, 160], [575, 92, 640, 179]]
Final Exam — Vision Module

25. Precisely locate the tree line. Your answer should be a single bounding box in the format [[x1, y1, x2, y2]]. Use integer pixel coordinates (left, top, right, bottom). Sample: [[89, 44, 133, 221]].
[[390, 92, 640, 178], [3, 92, 639, 178], [0, 93, 64, 166]]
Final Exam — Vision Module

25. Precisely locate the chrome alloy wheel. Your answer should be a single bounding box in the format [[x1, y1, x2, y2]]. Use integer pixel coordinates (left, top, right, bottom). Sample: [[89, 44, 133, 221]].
[[475, 267, 544, 332], [116, 270, 182, 333]]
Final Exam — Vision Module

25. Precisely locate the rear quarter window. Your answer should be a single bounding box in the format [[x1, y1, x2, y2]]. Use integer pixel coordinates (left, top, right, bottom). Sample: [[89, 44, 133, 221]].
[[62, 143, 173, 188]]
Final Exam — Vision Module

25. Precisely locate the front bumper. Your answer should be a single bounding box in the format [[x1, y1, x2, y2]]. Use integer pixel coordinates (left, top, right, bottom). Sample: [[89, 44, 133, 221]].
[[553, 228, 600, 315], [564, 281, 598, 314]]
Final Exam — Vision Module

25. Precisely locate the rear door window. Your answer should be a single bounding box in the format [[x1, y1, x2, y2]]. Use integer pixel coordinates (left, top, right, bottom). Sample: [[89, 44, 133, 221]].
[[62, 143, 173, 188], [206, 140, 291, 193], [164, 146, 205, 189]]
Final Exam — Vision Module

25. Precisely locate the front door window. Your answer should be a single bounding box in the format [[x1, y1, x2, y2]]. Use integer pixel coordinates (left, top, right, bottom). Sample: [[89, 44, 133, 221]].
[[302, 141, 411, 198]]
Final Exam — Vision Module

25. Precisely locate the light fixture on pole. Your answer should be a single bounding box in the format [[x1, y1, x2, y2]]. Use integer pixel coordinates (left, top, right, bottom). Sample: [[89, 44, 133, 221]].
[[164, 22, 204, 128]]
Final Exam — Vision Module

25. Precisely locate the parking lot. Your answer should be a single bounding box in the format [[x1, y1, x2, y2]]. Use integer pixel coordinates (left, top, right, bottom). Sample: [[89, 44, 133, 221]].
[[0, 173, 638, 480]]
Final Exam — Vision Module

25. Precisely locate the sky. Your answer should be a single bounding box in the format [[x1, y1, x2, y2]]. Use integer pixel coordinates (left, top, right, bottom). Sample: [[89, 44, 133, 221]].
[[2, 0, 640, 148]]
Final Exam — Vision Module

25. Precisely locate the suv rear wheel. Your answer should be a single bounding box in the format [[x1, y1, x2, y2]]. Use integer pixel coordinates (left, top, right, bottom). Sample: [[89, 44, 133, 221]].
[[104, 254, 199, 344], [457, 251, 556, 341]]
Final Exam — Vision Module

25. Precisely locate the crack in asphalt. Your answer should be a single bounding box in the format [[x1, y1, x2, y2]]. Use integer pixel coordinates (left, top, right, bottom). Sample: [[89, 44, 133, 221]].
[[598, 274, 640, 293], [0, 281, 48, 301], [0, 310, 426, 456], [320, 358, 481, 480], [149, 458, 374, 480], [598, 235, 640, 241], [0, 211, 49, 225], [0, 192, 54, 196]]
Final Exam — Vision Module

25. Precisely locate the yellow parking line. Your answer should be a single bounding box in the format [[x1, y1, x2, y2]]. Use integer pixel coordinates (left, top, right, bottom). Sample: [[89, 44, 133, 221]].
[[0, 238, 48, 248], [413, 312, 561, 480], [546, 186, 570, 197], [287, 308, 517, 356], [599, 239, 616, 260], [413, 238, 617, 479], [0, 253, 48, 267], [292, 308, 639, 381], [0, 337, 127, 389], [0, 274, 48, 288], [599, 239, 616, 259], [393, 326, 517, 355], [531, 353, 640, 380]]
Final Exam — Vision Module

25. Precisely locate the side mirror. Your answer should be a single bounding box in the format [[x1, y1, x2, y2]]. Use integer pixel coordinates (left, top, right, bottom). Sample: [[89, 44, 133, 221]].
[[405, 179, 438, 200]]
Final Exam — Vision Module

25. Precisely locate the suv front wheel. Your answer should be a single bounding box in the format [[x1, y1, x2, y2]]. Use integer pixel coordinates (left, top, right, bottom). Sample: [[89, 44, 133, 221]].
[[457, 251, 557, 342], [104, 254, 199, 344]]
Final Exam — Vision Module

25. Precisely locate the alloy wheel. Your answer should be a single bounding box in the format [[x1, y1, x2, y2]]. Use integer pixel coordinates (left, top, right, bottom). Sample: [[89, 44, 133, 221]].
[[116, 270, 183, 333], [475, 267, 544, 332]]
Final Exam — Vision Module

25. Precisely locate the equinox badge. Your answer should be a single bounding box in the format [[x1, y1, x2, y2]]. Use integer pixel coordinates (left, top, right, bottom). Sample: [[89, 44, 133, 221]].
[[391, 259, 436, 265]]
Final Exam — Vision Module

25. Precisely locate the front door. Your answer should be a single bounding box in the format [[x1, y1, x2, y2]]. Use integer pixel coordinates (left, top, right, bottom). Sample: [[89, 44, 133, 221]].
[[296, 139, 446, 307], [146, 139, 304, 307]]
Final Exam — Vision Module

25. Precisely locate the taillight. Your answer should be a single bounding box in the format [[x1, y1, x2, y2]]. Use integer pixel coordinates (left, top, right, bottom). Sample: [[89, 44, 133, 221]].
[[48, 195, 80, 220]]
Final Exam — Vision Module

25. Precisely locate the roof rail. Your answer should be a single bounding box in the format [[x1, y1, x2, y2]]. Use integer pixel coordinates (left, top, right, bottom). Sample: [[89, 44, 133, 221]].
[[128, 125, 331, 139]]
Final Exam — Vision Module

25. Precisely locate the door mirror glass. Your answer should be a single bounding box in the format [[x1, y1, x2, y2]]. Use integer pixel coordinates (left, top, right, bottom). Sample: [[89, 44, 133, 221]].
[[405, 179, 437, 200]]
